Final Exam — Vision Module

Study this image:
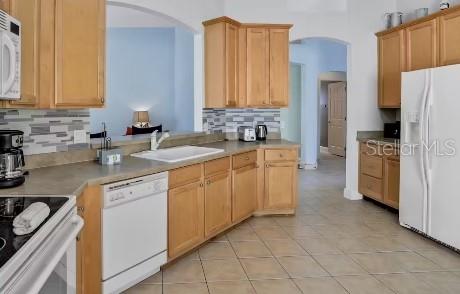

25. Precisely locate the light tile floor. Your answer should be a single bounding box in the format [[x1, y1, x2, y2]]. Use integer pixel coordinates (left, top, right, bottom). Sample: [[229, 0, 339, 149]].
[[125, 152, 460, 294]]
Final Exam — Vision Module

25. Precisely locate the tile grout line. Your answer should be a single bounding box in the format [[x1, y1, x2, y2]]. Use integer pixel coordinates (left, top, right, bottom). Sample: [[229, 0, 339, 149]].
[[227, 232, 259, 293], [196, 247, 212, 294]]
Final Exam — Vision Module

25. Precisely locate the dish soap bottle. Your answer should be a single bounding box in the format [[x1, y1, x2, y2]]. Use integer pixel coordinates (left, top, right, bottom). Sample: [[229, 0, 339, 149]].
[[440, 0, 450, 10]]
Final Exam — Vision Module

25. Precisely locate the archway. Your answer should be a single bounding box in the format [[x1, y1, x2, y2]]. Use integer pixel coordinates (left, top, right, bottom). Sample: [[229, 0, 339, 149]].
[[90, 2, 204, 136], [285, 37, 349, 170]]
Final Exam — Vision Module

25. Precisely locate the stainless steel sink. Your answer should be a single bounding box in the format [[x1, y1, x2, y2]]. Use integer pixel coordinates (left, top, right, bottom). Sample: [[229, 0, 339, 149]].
[[131, 145, 224, 163]]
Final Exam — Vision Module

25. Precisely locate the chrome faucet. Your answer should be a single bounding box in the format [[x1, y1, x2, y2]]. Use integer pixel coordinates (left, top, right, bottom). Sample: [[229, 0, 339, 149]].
[[150, 131, 170, 151]]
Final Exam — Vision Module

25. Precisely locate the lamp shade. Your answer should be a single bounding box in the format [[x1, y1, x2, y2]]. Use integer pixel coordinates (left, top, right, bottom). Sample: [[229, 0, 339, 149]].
[[133, 111, 150, 124]]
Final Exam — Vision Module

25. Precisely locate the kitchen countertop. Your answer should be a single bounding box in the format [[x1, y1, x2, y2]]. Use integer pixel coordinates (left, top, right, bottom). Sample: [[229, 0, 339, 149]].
[[0, 140, 299, 197]]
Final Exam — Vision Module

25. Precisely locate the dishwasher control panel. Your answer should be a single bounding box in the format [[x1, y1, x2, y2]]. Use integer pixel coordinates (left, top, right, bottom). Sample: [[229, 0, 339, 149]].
[[103, 172, 168, 208]]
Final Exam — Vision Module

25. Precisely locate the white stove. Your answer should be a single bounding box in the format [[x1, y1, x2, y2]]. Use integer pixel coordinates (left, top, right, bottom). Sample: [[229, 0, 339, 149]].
[[0, 196, 83, 294]]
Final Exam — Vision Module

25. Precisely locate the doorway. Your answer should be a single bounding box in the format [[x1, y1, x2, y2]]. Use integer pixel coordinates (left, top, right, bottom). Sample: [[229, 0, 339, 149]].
[[317, 71, 347, 158]]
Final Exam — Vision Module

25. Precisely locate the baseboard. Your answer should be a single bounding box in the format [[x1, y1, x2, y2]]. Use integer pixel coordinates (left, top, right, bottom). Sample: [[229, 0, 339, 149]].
[[319, 146, 329, 153], [343, 188, 363, 200], [300, 161, 317, 170], [253, 209, 295, 216]]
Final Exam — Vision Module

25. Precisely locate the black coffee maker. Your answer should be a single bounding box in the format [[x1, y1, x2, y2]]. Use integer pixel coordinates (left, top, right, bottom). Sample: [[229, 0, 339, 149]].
[[0, 130, 25, 188]]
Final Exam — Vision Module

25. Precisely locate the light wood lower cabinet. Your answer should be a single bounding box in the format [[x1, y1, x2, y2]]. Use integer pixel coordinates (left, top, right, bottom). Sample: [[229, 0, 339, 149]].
[[76, 185, 102, 294], [204, 171, 232, 237], [76, 149, 299, 290], [232, 163, 257, 223], [168, 180, 205, 259], [358, 142, 400, 208], [264, 161, 297, 210], [384, 156, 400, 209]]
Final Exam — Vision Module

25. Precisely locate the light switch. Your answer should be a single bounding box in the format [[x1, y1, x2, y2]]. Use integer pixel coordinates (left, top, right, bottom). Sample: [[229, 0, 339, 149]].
[[73, 130, 87, 144]]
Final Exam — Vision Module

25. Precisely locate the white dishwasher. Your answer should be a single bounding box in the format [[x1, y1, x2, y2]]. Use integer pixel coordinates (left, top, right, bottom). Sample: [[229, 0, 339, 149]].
[[102, 172, 168, 294]]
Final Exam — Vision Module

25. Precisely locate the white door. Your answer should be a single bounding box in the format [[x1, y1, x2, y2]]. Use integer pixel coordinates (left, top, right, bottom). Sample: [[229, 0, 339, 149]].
[[427, 64, 460, 249], [400, 68, 429, 233], [328, 82, 347, 157]]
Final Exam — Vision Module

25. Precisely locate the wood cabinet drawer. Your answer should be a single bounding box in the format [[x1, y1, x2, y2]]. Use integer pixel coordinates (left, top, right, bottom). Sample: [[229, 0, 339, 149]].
[[265, 149, 298, 161], [205, 157, 230, 177], [360, 153, 383, 179], [360, 143, 381, 156], [233, 151, 257, 169], [169, 164, 203, 188], [359, 174, 383, 201]]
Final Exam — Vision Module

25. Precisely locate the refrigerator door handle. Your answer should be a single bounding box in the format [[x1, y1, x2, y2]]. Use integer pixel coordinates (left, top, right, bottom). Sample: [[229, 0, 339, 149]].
[[424, 69, 434, 234], [419, 70, 430, 233]]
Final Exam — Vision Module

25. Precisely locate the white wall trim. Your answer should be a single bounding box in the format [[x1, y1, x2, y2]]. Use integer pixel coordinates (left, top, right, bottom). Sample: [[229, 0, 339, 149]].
[[343, 188, 363, 201]]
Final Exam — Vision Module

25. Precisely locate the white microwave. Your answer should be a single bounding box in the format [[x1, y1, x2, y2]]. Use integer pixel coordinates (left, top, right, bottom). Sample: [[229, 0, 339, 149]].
[[0, 9, 20, 100]]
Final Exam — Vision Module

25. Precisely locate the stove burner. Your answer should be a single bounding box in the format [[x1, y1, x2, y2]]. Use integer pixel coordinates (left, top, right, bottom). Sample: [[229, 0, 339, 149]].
[[0, 237, 5, 252]]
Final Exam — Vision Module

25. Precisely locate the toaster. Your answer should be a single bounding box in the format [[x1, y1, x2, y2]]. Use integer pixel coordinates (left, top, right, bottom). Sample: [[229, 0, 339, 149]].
[[238, 126, 256, 142]]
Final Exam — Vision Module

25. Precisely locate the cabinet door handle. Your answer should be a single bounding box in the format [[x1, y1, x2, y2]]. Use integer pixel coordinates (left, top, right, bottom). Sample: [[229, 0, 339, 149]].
[[200, 183, 204, 187], [265, 164, 270, 168], [245, 156, 250, 160], [77, 207, 84, 213], [279, 153, 284, 158], [206, 180, 211, 185]]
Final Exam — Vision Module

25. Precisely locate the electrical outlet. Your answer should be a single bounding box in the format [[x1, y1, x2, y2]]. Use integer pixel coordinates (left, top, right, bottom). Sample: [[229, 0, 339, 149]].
[[73, 130, 87, 144]]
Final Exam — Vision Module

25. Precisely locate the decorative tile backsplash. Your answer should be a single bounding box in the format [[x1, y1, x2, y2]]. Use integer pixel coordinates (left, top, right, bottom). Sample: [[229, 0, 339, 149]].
[[0, 109, 90, 155], [203, 108, 281, 134]]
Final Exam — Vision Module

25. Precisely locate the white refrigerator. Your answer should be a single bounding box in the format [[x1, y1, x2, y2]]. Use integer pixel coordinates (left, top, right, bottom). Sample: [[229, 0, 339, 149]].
[[400, 64, 460, 250]]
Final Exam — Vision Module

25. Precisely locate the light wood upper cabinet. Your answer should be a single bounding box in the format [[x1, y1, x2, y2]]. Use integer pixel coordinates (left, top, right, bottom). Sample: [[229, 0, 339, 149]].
[[406, 19, 438, 71], [269, 29, 289, 106], [168, 180, 205, 259], [0, 0, 105, 109], [204, 171, 232, 238], [378, 30, 405, 108], [238, 27, 247, 106], [54, 0, 105, 107], [377, 6, 460, 108], [225, 23, 239, 107], [203, 17, 292, 108], [439, 9, 460, 65], [384, 156, 400, 209], [204, 19, 239, 108], [232, 163, 257, 223], [246, 27, 270, 107], [5, 0, 40, 108]]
